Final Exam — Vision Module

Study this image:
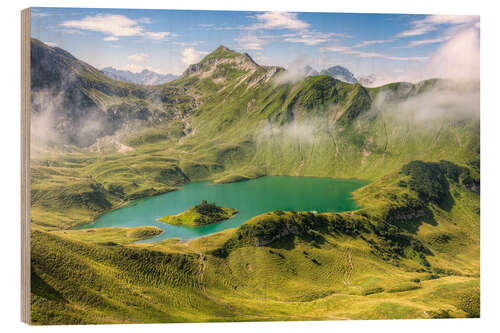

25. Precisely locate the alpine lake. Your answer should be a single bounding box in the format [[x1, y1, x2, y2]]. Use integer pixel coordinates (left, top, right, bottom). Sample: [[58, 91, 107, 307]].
[[77, 176, 368, 242]]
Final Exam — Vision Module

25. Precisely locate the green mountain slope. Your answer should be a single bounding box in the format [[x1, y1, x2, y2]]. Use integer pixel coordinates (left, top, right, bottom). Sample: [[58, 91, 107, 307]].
[[31, 38, 197, 147]]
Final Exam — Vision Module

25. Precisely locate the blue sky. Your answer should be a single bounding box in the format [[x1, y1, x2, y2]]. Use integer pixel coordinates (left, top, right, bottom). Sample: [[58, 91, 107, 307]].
[[30, 7, 479, 82]]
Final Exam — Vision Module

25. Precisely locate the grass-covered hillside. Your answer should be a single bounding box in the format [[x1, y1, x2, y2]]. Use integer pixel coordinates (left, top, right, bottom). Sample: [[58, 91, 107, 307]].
[[31, 161, 479, 324], [29, 41, 480, 324], [30, 41, 479, 229]]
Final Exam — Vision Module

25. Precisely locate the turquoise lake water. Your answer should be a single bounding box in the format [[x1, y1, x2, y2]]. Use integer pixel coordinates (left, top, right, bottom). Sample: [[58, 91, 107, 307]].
[[77, 176, 367, 242]]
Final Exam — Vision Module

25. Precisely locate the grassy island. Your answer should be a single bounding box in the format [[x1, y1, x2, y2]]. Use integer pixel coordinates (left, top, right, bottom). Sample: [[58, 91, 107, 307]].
[[158, 200, 238, 226]]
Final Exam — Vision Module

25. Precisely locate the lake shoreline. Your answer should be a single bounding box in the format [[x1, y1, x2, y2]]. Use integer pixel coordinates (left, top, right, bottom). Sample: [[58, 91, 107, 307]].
[[76, 176, 369, 242]]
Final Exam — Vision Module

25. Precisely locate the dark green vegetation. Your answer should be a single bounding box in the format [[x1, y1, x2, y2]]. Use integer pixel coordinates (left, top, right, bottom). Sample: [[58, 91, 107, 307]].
[[401, 160, 479, 205], [158, 200, 238, 226], [30, 40, 480, 324]]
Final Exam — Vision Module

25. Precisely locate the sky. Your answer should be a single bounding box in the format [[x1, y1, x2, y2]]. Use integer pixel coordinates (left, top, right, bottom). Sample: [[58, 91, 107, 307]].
[[30, 7, 480, 84]]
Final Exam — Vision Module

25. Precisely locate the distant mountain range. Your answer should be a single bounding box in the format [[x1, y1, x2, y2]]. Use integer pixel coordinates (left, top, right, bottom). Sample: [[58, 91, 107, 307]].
[[357, 74, 377, 86], [102, 63, 369, 87], [302, 65, 377, 86], [101, 67, 178, 85], [319, 65, 358, 84], [30, 38, 477, 154], [303, 65, 319, 77]]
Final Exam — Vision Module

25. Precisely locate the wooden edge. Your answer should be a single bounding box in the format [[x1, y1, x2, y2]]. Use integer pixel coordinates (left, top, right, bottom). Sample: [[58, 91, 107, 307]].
[[21, 7, 31, 325]]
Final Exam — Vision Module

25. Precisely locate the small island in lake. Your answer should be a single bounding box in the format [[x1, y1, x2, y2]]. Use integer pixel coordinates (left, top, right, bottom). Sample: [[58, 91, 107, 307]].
[[158, 200, 238, 226]]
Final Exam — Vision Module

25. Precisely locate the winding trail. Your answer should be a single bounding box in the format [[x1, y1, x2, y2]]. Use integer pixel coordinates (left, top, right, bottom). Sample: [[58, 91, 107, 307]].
[[343, 248, 353, 287], [455, 133, 463, 147], [195, 251, 243, 316]]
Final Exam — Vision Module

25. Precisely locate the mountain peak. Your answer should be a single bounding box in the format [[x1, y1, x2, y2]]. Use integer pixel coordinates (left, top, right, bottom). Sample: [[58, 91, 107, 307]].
[[303, 65, 319, 77], [182, 45, 261, 77], [180, 45, 284, 86], [320, 65, 358, 84], [358, 74, 377, 87], [204, 45, 242, 61], [215, 45, 229, 51]]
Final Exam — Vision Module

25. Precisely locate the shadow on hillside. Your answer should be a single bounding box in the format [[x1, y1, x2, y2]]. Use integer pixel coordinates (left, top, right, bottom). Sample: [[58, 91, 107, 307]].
[[397, 179, 455, 234], [267, 235, 296, 250], [391, 208, 438, 234], [31, 269, 68, 304], [267, 233, 327, 251], [439, 184, 455, 212]]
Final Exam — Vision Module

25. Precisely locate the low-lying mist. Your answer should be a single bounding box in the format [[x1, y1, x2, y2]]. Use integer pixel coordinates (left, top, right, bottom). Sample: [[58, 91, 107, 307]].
[[256, 78, 479, 147], [31, 87, 113, 148], [372, 80, 480, 124], [256, 118, 322, 145]]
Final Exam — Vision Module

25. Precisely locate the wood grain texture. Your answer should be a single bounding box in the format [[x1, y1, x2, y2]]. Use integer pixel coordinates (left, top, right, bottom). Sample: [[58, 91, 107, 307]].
[[21, 7, 31, 325]]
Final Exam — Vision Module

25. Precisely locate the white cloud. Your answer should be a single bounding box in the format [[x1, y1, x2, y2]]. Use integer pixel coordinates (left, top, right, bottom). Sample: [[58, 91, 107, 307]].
[[235, 31, 346, 50], [173, 40, 204, 47], [123, 63, 158, 74], [124, 64, 147, 73], [362, 25, 480, 86], [428, 28, 479, 80], [283, 35, 323, 45], [61, 15, 142, 37], [59, 29, 84, 35], [321, 45, 427, 62], [235, 28, 350, 50], [319, 39, 396, 58], [375, 82, 479, 124], [128, 53, 149, 62], [249, 12, 309, 30], [235, 11, 351, 47], [143, 31, 170, 40], [396, 15, 479, 38], [138, 17, 152, 24], [182, 48, 208, 67], [44, 41, 58, 47], [252, 53, 272, 66], [283, 31, 350, 45], [398, 37, 446, 48], [235, 34, 267, 50], [274, 55, 311, 85], [60, 14, 170, 41], [352, 39, 394, 48]]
